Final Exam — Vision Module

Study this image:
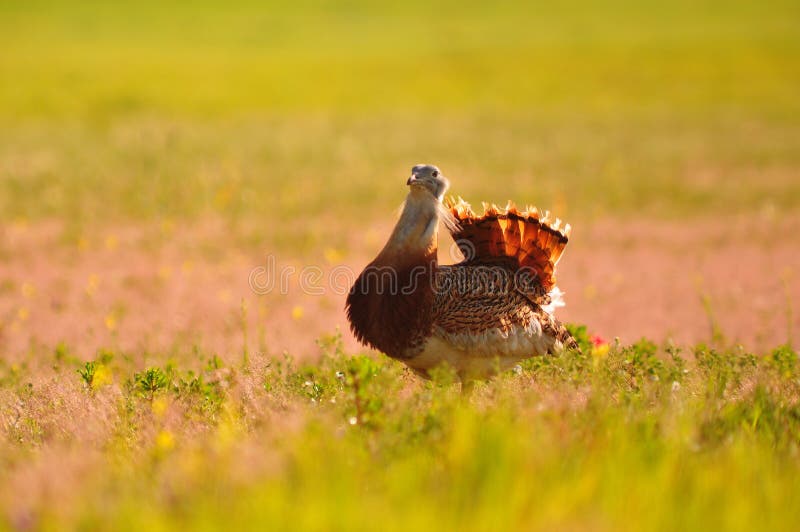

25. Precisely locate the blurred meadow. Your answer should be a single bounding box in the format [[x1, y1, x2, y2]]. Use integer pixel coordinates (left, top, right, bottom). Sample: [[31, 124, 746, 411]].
[[2, 0, 799, 240], [1, 0, 800, 530]]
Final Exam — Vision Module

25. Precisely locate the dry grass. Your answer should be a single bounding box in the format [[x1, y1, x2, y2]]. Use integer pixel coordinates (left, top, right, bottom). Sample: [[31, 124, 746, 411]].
[[2, 214, 798, 366]]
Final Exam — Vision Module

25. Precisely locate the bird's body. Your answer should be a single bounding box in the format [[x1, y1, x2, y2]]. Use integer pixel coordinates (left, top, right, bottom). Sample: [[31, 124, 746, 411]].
[[346, 165, 575, 384]]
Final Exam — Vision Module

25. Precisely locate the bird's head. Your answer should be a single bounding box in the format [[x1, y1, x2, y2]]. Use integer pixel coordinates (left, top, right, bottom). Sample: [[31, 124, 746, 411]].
[[407, 164, 449, 201]]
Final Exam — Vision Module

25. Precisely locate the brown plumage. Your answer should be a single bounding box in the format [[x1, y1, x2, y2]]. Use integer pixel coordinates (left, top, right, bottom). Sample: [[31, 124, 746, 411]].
[[346, 164, 576, 385], [447, 198, 569, 292]]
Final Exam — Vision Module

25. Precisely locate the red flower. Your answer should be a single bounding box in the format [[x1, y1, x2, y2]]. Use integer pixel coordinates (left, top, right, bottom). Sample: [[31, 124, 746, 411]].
[[590, 334, 607, 347]]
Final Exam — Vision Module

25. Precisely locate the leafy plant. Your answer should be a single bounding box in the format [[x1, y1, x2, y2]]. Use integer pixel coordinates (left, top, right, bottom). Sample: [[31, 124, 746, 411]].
[[769, 344, 798, 378], [134, 367, 169, 401], [565, 323, 593, 352], [344, 355, 384, 427], [77, 361, 97, 389]]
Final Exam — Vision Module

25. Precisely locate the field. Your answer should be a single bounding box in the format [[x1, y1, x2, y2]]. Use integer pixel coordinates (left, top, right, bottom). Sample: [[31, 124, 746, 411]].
[[1, 0, 800, 529]]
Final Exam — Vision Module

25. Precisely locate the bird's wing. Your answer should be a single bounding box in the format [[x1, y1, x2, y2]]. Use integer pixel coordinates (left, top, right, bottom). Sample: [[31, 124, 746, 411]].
[[430, 264, 574, 359], [444, 197, 570, 292]]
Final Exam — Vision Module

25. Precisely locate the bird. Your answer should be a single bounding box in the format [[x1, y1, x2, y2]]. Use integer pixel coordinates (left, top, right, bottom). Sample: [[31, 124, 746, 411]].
[[346, 164, 576, 389]]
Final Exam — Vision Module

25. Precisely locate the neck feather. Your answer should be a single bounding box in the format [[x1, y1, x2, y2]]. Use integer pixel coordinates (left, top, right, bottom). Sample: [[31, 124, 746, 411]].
[[377, 189, 440, 264], [346, 189, 441, 359]]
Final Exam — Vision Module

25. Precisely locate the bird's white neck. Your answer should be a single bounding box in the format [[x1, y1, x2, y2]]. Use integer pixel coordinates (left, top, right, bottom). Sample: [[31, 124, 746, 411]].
[[379, 189, 440, 261]]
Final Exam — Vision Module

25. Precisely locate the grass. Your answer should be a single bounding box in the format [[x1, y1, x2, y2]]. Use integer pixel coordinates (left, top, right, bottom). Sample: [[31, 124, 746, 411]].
[[1, 0, 799, 246], [2, 1, 798, 118], [2, 333, 799, 530], [2, 114, 799, 255], [1, 1, 800, 529]]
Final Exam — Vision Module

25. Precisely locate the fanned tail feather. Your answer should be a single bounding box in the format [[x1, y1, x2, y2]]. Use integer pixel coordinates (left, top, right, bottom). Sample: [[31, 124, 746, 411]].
[[444, 197, 571, 291]]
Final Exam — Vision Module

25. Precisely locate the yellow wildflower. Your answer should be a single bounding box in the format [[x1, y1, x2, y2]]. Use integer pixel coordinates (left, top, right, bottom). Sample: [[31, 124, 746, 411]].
[[583, 284, 598, 302], [323, 248, 344, 264], [592, 343, 610, 359], [92, 364, 113, 389], [105, 235, 119, 251], [291, 305, 304, 320], [86, 274, 99, 297], [155, 430, 175, 452], [21, 282, 36, 299]]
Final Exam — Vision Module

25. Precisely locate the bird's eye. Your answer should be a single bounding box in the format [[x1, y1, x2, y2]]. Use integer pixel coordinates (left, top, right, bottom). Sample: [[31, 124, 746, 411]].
[[432, 170, 439, 177]]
